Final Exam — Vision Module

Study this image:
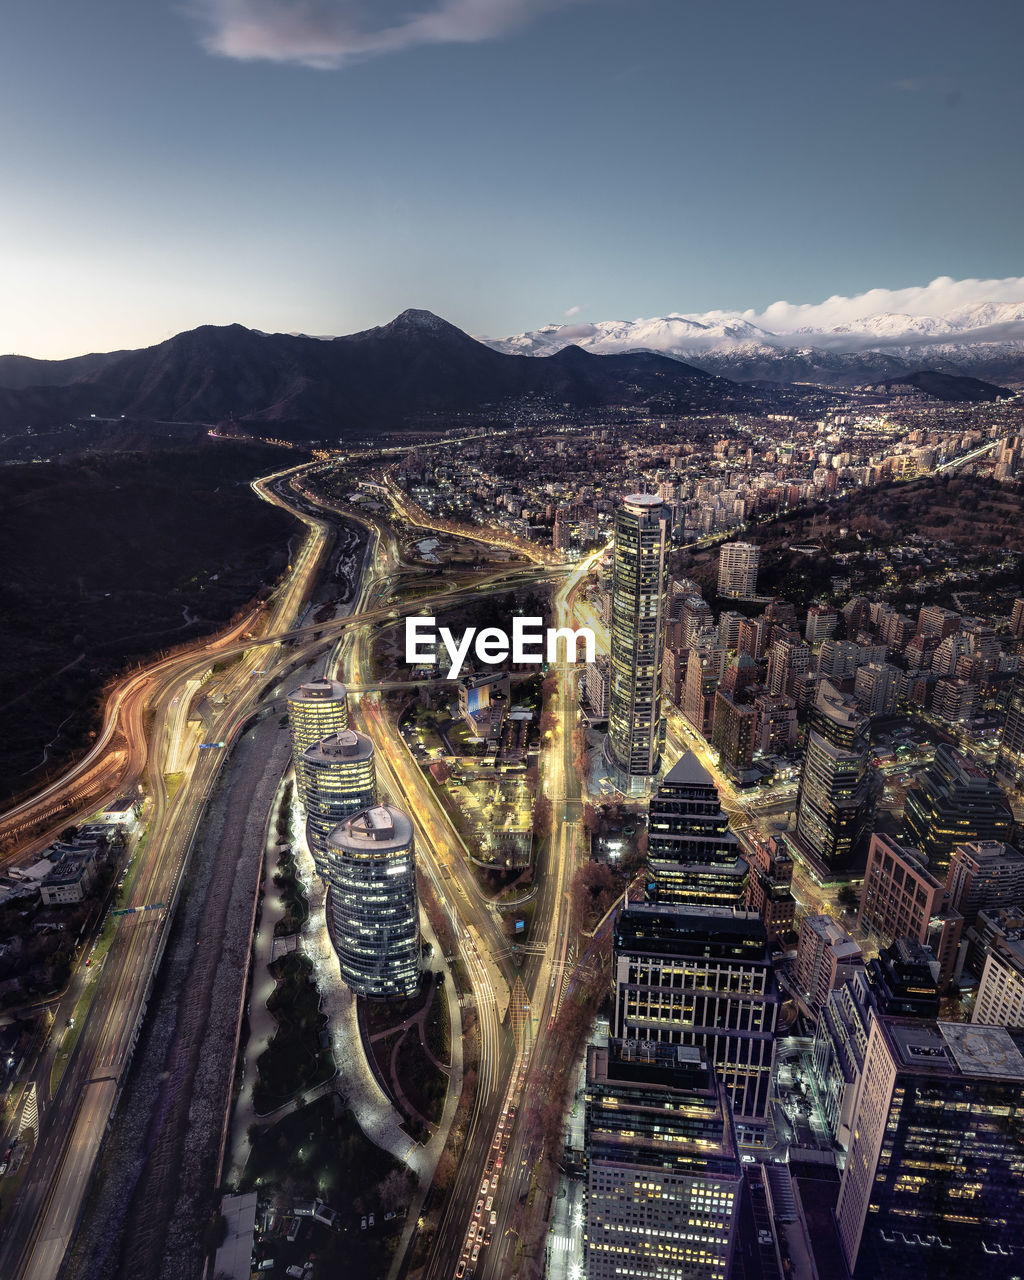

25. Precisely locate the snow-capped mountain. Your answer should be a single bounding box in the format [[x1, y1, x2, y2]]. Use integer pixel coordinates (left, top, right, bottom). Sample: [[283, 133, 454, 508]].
[[483, 303, 1024, 386]]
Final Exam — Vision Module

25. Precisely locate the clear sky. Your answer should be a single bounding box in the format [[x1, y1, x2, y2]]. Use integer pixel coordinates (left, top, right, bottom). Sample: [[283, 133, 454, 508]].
[[2, 0, 1022, 357]]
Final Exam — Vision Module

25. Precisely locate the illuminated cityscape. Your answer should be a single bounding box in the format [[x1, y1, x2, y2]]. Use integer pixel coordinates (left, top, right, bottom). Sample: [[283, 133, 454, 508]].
[[1, 4, 1023, 1280]]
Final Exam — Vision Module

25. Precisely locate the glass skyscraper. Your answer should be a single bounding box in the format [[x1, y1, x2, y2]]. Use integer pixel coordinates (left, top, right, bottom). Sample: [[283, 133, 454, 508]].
[[287, 677, 350, 798], [605, 493, 671, 796], [298, 729, 376, 878], [325, 804, 420, 998]]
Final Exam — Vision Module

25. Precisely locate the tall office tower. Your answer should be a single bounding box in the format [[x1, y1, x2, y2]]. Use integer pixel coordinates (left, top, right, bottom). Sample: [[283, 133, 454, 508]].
[[682, 643, 725, 738], [287, 678, 349, 799], [717, 541, 760, 598], [753, 693, 798, 755], [903, 743, 1014, 871], [613, 903, 778, 1140], [945, 840, 1024, 925], [719, 651, 757, 699], [858, 832, 963, 990], [711, 690, 757, 781], [765, 629, 810, 697], [605, 494, 671, 796], [325, 805, 420, 998], [647, 752, 746, 907], [794, 915, 863, 1014], [811, 967, 876, 1149], [794, 681, 876, 872], [931, 676, 979, 725], [583, 1040, 741, 1280], [973, 934, 1024, 1027], [742, 834, 796, 942], [805, 605, 838, 644], [1011, 597, 1024, 640], [673, 594, 713, 648], [997, 672, 1024, 788], [836, 1018, 1024, 1279], [298, 730, 376, 878]]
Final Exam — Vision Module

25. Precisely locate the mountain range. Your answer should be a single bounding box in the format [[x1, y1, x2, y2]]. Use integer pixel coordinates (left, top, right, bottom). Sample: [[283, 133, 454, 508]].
[[484, 302, 1024, 386], [0, 311, 781, 439]]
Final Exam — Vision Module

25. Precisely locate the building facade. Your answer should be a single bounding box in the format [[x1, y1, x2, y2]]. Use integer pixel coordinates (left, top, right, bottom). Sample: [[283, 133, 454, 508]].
[[324, 805, 420, 997], [605, 494, 672, 795], [583, 1040, 741, 1280], [717, 541, 760, 598], [298, 730, 377, 878], [287, 678, 350, 799], [903, 743, 1014, 872]]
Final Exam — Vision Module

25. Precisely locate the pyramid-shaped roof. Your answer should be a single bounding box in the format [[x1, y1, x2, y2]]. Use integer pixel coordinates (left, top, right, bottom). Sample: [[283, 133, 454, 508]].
[[662, 750, 716, 790]]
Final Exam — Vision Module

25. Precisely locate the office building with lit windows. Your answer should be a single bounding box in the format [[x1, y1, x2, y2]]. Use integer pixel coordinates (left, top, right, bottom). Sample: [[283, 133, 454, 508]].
[[716, 541, 760, 598], [794, 680, 876, 872], [613, 903, 778, 1139], [287, 678, 350, 797], [325, 805, 420, 998], [605, 494, 671, 796], [583, 1039, 740, 1280], [836, 1018, 1024, 1279], [647, 752, 747, 908], [998, 671, 1024, 789], [903, 743, 1014, 872], [298, 730, 376, 878]]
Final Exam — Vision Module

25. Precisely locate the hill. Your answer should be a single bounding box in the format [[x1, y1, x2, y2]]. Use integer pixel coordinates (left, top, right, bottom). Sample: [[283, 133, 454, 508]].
[[0, 310, 774, 439], [867, 370, 1012, 402]]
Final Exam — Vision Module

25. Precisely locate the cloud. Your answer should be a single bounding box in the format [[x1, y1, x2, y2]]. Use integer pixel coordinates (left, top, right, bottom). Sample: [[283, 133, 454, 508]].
[[736, 275, 1024, 335], [563, 304, 581, 317], [190, 0, 583, 69]]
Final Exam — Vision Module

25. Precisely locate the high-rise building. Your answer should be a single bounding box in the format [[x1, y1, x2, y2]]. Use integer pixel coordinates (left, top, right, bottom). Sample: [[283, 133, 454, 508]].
[[973, 934, 1024, 1027], [710, 689, 757, 781], [794, 681, 876, 872], [647, 752, 746, 908], [903, 743, 1014, 872], [811, 967, 876, 1149], [805, 605, 838, 644], [583, 1039, 741, 1280], [865, 938, 941, 1018], [741, 833, 796, 942], [717, 609, 745, 651], [287, 678, 350, 797], [997, 672, 1024, 789], [325, 804, 420, 998], [858, 833, 963, 990], [945, 841, 1024, 926], [681, 642, 725, 738], [794, 914, 863, 1014], [765, 629, 810, 697], [931, 676, 979, 725], [605, 494, 671, 795], [298, 730, 376, 878], [717, 541, 760, 598], [1011, 597, 1024, 640], [836, 1018, 1024, 1279], [753, 693, 798, 756], [916, 604, 961, 639], [613, 903, 778, 1137], [853, 661, 903, 717]]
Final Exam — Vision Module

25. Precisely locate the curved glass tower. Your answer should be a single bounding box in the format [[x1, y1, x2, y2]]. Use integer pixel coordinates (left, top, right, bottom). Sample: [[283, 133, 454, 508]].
[[286, 679, 349, 800], [298, 730, 376, 878], [325, 805, 420, 998], [605, 494, 671, 796]]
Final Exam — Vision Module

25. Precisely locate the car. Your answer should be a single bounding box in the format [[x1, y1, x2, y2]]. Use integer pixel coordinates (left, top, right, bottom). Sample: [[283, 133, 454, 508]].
[[500, 1137, 508, 1153], [361, 1216, 367, 1230], [485, 1159, 494, 1173], [489, 1211, 497, 1226], [455, 1263, 466, 1279], [492, 1134, 501, 1149], [490, 1174, 498, 1190], [480, 1179, 489, 1196], [368, 1212, 375, 1227], [468, 1223, 476, 1241], [485, 1196, 493, 1212], [474, 1200, 483, 1218], [495, 1155, 503, 1170], [507, 1105, 516, 1121], [471, 1244, 480, 1262], [758, 1229, 773, 1245], [484, 1229, 493, 1246]]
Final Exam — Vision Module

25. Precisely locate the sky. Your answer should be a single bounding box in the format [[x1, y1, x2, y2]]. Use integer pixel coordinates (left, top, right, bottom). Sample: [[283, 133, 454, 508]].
[[2, 0, 1023, 358]]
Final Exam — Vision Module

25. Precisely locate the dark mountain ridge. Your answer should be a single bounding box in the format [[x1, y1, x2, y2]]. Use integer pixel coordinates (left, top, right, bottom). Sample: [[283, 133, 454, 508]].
[[0, 309, 764, 438]]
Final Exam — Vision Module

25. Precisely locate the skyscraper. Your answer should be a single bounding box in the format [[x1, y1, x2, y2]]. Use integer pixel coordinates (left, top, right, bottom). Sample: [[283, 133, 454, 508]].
[[647, 752, 747, 908], [997, 671, 1024, 789], [717, 541, 760, 598], [298, 730, 377, 878], [583, 1040, 741, 1280], [287, 677, 350, 798], [605, 494, 671, 796], [794, 680, 876, 872], [836, 1018, 1024, 1279], [903, 743, 1014, 872], [945, 840, 1024, 926], [325, 804, 420, 998], [613, 903, 778, 1139]]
